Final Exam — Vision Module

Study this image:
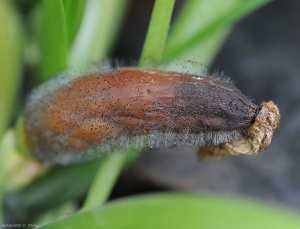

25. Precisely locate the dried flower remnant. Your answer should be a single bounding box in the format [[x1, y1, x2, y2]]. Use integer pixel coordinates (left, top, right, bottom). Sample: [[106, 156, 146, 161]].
[[198, 101, 280, 160], [24, 61, 279, 165]]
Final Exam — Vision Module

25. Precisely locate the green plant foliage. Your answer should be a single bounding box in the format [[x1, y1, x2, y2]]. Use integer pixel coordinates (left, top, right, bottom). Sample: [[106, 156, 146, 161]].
[[81, 152, 128, 211], [0, 0, 22, 141], [68, 0, 130, 65], [162, 0, 272, 64], [40, 193, 300, 229], [63, 0, 87, 50], [3, 159, 101, 223], [139, 0, 175, 67], [40, 0, 68, 81], [0, 0, 22, 224]]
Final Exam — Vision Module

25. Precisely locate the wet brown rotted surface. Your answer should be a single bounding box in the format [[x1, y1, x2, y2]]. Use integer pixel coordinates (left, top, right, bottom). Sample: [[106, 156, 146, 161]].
[[25, 69, 257, 163]]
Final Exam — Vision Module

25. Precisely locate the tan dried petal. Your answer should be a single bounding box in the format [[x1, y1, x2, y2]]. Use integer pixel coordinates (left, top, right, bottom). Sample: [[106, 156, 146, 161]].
[[198, 101, 280, 160]]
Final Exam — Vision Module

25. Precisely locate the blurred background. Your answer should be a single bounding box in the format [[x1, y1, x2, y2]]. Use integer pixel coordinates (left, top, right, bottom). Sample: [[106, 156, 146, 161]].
[[2, 0, 300, 225]]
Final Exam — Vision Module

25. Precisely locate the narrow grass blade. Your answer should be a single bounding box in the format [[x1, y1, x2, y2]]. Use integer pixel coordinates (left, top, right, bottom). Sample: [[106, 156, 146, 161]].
[[0, 1, 22, 222], [63, 0, 87, 49], [40, 0, 68, 81], [69, 0, 130, 65], [139, 0, 175, 67], [162, 0, 272, 62], [0, 0, 22, 140], [81, 152, 127, 211]]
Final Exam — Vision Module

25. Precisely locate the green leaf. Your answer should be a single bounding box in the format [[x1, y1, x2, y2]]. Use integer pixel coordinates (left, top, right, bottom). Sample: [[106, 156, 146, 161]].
[[63, 0, 87, 50], [162, 0, 272, 63], [0, 131, 16, 225], [4, 159, 101, 223], [40, 193, 300, 229], [68, 0, 130, 65], [0, 0, 22, 140], [40, 0, 68, 81], [35, 201, 77, 225], [81, 152, 127, 211], [1, 129, 46, 192], [0, 1, 22, 223], [139, 0, 175, 67]]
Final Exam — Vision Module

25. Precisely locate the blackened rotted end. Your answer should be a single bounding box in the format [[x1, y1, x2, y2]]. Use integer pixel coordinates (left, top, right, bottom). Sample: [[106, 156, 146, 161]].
[[251, 105, 261, 125], [198, 101, 280, 160]]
